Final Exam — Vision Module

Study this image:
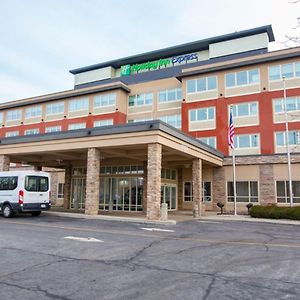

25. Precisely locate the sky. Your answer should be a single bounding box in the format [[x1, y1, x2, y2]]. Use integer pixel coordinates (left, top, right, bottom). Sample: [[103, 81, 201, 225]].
[[0, 0, 299, 103]]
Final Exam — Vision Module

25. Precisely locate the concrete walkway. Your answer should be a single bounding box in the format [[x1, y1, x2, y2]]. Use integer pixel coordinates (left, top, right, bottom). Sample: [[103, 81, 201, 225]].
[[45, 208, 300, 226]]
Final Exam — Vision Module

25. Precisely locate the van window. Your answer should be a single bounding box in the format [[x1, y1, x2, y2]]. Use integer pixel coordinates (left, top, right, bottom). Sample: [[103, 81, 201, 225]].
[[0, 176, 18, 190], [25, 176, 49, 192]]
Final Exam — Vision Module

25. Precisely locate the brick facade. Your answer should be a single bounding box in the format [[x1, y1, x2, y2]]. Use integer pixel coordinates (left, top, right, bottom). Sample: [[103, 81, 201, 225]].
[[212, 167, 226, 211]]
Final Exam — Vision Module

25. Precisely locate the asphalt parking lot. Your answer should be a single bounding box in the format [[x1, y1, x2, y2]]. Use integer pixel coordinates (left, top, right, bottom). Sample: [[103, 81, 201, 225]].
[[0, 214, 300, 300]]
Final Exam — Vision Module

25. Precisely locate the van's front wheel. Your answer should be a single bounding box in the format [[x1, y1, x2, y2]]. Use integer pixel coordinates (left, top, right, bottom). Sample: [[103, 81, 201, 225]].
[[31, 211, 41, 217], [2, 204, 14, 218]]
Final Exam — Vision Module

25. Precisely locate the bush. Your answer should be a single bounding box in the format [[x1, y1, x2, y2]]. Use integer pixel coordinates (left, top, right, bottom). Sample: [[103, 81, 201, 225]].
[[250, 205, 300, 220]]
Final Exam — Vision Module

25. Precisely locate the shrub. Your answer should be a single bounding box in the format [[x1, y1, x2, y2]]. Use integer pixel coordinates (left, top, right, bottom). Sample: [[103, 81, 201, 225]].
[[250, 205, 300, 220]]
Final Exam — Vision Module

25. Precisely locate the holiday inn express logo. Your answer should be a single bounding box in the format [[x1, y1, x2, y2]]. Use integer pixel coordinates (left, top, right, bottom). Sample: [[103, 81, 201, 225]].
[[120, 52, 198, 76]]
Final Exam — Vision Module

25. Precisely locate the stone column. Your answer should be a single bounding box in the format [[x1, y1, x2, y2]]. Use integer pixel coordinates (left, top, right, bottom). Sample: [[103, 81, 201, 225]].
[[259, 164, 276, 205], [212, 167, 226, 212], [146, 143, 162, 220], [63, 166, 72, 209], [142, 161, 148, 213], [85, 148, 100, 215], [0, 155, 10, 171], [192, 159, 203, 217], [177, 168, 183, 210]]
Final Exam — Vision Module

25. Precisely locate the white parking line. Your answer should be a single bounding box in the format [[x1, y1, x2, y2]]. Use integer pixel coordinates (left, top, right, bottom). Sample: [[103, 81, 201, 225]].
[[141, 228, 175, 233], [64, 236, 103, 242]]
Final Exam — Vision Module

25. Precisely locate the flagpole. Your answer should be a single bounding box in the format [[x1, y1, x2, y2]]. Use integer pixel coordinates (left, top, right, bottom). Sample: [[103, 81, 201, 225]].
[[230, 105, 237, 216], [232, 145, 237, 216]]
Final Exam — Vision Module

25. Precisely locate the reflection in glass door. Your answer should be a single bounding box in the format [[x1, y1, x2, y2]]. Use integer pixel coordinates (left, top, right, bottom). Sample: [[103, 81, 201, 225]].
[[161, 184, 177, 210]]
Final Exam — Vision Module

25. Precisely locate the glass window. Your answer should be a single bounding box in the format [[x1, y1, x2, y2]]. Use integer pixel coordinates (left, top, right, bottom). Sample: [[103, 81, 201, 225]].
[[184, 182, 193, 201], [282, 63, 294, 78], [5, 131, 19, 137], [232, 102, 258, 117], [189, 107, 215, 122], [160, 114, 181, 128], [225, 73, 235, 87], [207, 76, 217, 90], [94, 119, 113, 127], [158, 88, 182, 103], [234, 134, 259, 149], [25, 176, 49, 192], [248, 69, 259, 84], [276, 131, 298, 146], [0, 176, 18, 190], [68, 123, 86, 130], [295, 62, 300, 77], [276, 181, 300, 203], [236, 71, 248, 86], [197, 78, 206, 92], [57, 183, 64, 198], [269, 66, 281, 81], [6, 109, 22, 121], [184, 181, 212, 202], [94, 93, 116, 108], [128, 93, 153, 107], [46, 102, 64, 115], [0, 112, 3, 123], [227, 181, 258, 202], [25, 106, 42, 119], [198, 137, 216, 148], [187, 80, 196, 93], [68, 98, 89, 112], [24, 129, 39, 135], [45, 126, 61, 133]]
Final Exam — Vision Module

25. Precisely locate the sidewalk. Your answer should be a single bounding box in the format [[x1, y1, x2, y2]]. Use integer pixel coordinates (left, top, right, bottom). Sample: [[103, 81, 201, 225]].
[[200, 214, 300, 226]]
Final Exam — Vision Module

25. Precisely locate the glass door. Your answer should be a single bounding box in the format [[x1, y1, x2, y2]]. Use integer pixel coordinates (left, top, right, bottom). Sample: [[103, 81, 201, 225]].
[[71, 177, 86, 209], [161, 184, 177, 210]]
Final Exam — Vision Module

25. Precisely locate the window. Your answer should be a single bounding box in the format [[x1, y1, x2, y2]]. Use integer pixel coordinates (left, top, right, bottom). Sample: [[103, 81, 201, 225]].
[[24, 128, 39, 135], [225, 69, 259, 87], [159, 114, 181, 128], [94, 119, 113, 127], [198, 137, 216, 148], [234, 134, 259, 149], [57, 183, 64, 198], [46, 102, 64, 115], [0, 176, 18, 190], [158, 88, 182, 103], [6, 109, 22, 122], [269, 62, 300, 81], [128, 93, 153, 107], [275, 131, 299, 146], [231, 102, 258, 117], [273, 97, 300, 113], [45, 126, 61, 133], [276, 181, 300, 203], [68, 123, 86, 130], [0, 112, 3, 123], [25, 176, 49, 192], [183, 181, 212, 202], [189, 107, 215, 122], [68, 98, 89, 112], [227, 181, 258, 202], [5, 131, 19, 137], [186, 76, 217, 94], [100, 166, 144, 175], [25, 106, 42, 119], [161, 168, 176, 180], [94, 93, 116, 108]]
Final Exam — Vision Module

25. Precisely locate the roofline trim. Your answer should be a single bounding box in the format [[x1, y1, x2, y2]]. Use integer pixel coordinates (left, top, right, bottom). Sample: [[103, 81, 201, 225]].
[[69, 25, 274, 75]]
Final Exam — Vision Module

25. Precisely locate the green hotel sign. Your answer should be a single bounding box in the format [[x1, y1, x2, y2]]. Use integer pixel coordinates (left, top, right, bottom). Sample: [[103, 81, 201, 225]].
[[120, 52, 199, 76], [121, 58, 171, 76]]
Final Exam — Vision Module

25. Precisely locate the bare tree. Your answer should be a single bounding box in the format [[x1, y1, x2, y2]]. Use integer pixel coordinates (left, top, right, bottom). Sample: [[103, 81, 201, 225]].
[[283, 0, 300, 47]]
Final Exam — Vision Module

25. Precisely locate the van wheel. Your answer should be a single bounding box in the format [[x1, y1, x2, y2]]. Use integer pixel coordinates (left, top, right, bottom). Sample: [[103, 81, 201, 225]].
[[31, 211, 41, 217], [2, 204, 14, 218]]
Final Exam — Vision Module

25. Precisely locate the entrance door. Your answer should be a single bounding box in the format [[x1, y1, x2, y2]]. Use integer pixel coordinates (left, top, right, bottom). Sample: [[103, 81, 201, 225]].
[[161, 184, 177, 210], [71, 177, 86, 209]]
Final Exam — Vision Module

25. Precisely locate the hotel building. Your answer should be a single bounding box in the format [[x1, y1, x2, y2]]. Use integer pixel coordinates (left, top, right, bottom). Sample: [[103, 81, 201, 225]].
[[0, 25, 300, 219]]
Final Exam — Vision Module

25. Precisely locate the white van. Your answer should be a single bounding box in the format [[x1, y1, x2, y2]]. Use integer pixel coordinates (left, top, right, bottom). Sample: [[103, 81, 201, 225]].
[[0, 171, 51, 218]]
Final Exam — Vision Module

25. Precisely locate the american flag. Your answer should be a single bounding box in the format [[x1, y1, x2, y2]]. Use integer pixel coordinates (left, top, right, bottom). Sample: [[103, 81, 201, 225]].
[[228, 110, 235, 149]]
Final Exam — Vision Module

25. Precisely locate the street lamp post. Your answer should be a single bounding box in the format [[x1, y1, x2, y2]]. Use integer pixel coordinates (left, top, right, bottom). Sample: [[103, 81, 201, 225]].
[[282, 76, 293, 207]]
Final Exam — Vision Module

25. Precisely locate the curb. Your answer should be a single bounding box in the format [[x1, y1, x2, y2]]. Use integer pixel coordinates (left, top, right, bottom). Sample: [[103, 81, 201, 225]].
[[43, 211, 177, 225], [200, 215, 300, 226]]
